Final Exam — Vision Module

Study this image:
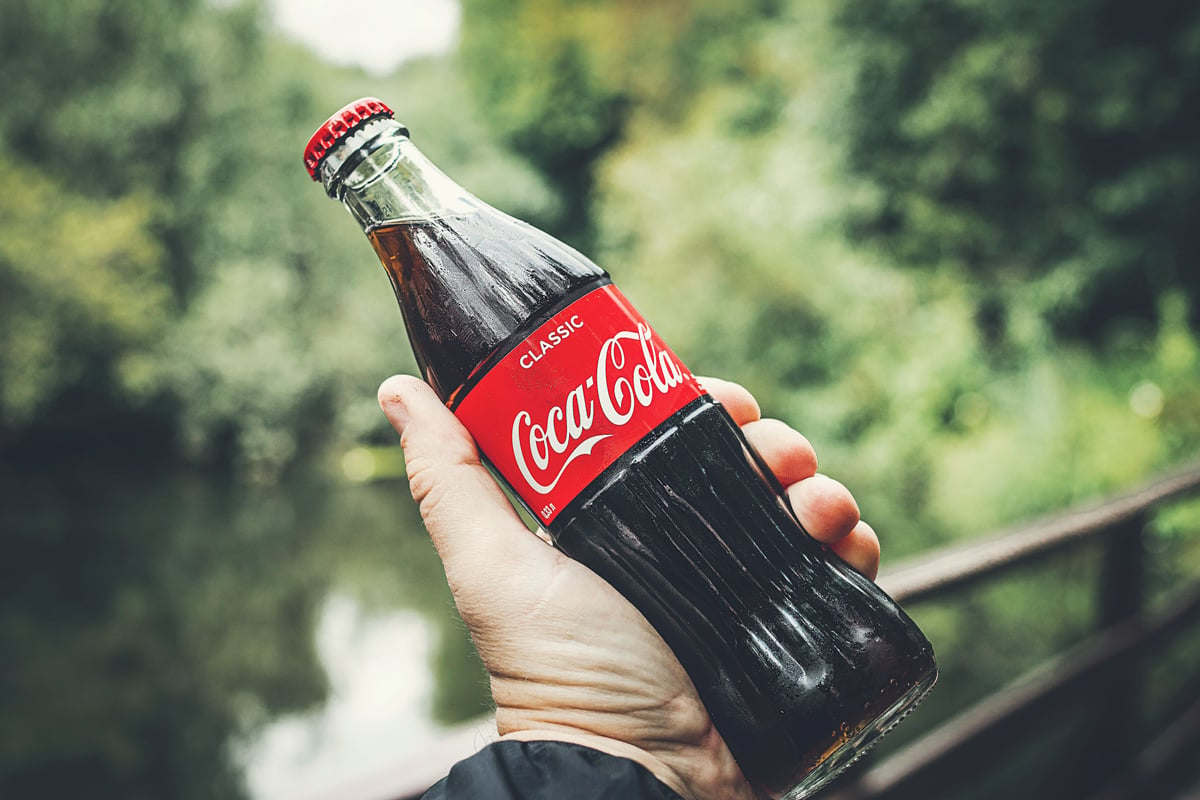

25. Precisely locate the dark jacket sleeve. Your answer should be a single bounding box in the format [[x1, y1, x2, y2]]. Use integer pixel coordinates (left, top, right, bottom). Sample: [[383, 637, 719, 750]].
[[420, 740, 686, 800]]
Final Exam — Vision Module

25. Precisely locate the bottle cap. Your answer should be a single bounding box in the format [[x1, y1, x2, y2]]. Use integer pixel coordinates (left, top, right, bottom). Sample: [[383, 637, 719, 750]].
[[303, 97, 406, 180]]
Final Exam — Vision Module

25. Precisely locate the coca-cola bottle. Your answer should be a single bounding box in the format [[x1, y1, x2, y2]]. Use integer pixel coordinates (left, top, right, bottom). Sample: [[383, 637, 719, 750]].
[[304, 98, 936, 798]]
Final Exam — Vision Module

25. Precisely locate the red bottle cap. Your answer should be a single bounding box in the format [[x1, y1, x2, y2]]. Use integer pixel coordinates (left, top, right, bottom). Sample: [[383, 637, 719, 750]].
[[303, 97, 400, 180]]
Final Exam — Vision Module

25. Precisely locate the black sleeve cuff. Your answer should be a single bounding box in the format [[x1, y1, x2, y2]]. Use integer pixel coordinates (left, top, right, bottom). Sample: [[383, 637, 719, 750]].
[[421, 739, 686, 800]]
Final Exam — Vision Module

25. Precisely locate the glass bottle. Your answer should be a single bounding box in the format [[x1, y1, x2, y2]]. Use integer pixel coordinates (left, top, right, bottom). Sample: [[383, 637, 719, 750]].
[[305, 98, 936, 799]]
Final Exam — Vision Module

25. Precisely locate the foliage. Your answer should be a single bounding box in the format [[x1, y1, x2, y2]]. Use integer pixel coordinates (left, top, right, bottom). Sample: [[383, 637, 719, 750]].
[[459, 0, 786, 242], [0, 159, 167, 426], [835, 0, 1200, 343]]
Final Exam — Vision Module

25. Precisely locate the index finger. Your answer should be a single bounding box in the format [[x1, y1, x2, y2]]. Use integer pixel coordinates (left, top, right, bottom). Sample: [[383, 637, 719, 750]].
[[697, 376, 761, 426]]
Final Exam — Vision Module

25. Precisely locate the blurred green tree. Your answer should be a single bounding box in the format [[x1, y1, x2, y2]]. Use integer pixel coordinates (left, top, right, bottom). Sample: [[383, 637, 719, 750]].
[[0, 0, 278, 456], [835, 0, 1200, 345], [0, 159, 167, 429], [459, 0, 785, 244]]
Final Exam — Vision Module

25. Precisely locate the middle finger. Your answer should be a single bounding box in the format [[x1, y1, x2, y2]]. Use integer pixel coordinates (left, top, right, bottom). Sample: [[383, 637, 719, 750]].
[[741, 418, 818, 486]]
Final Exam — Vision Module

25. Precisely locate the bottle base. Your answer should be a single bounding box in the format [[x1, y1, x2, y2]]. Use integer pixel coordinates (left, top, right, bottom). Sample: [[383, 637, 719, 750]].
[[778, 669, 938, 800]]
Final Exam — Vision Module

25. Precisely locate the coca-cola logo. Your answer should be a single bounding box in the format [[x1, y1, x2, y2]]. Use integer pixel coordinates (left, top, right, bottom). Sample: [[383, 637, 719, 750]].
[[454, 285, 703, 524], [512, 323, 686, 494]]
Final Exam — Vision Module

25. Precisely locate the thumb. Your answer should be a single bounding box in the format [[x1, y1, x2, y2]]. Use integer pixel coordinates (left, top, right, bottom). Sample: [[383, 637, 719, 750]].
[[377, 375, 552, 585]]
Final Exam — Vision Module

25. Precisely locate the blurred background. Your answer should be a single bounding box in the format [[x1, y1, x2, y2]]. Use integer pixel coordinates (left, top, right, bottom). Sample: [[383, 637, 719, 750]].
[[1, 0, 1199, 798]]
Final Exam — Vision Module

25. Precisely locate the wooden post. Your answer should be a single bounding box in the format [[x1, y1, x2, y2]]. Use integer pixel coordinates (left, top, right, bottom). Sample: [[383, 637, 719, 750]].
[[1100, 513, 1146, 627], [1087, 512, 1148, 797]]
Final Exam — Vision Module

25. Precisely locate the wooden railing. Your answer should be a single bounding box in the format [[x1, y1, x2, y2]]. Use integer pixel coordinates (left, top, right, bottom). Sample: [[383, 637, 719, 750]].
[[821, 462, 1200, 800], [378, 461, 1200, 800]]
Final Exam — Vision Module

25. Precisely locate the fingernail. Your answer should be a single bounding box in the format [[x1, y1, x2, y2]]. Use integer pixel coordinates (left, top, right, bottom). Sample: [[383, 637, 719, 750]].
[[378, 378, 411, 433]]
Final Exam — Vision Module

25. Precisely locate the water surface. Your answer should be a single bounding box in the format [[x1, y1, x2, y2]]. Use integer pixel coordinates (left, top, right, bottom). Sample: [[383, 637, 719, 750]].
[[0, 463, 489, 800]]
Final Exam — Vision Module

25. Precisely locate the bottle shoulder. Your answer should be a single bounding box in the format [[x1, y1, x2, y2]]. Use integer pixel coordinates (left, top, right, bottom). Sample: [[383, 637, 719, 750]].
[[369, 211, 609, 403]]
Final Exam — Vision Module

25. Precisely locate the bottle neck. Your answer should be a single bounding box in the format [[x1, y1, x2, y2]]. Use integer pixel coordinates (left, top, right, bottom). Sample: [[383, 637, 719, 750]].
[[318, 118, 479, 231]]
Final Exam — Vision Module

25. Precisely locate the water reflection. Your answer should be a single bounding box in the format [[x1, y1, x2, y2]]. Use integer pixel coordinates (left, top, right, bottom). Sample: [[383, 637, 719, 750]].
[[0, 463, 490, 800], [244, 596, 438, 799]]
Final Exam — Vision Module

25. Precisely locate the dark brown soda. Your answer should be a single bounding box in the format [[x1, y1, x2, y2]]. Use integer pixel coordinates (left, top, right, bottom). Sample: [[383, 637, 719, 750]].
[[368, 213, 936, 797], [554, 398, 936, 793], [368, 214, 606, 407]]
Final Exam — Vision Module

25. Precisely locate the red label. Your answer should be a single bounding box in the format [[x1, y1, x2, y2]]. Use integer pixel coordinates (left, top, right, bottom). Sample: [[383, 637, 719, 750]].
[[454, 285, 705, 524]]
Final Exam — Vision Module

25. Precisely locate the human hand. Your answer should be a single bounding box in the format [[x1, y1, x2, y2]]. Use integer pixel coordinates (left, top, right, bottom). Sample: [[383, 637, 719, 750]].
[[378, 375, 880, 800]]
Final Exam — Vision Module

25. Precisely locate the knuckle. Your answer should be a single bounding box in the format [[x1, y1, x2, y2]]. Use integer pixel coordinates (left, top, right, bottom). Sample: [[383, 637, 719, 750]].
[[410, 465, 458, 527], [404, 453, 439, 506]]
